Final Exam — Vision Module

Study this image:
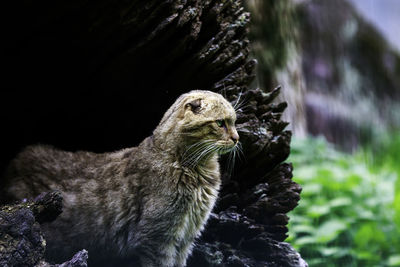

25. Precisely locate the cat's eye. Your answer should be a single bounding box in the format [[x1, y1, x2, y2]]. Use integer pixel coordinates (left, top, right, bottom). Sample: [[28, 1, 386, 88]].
[[216, 119, 226, 128]]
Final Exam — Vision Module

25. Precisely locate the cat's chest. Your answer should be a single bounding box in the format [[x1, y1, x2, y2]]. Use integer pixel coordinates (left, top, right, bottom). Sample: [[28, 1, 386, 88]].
[[174, 179, 219, 241]]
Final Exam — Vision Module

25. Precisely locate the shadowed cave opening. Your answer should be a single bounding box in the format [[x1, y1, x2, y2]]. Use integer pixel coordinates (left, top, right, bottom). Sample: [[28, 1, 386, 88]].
[[0, 1, 235, 174]]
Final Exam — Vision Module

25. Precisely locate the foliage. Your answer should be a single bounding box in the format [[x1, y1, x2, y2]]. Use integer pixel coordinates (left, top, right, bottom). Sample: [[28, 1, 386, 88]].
[[362, 134, 400, 240], [286, 136, 400, 266]]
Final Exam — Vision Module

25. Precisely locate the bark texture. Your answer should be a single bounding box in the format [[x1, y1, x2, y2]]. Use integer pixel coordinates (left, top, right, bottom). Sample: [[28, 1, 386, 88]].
[[0, 191, 88, 267], [1, 0, 305, 265]]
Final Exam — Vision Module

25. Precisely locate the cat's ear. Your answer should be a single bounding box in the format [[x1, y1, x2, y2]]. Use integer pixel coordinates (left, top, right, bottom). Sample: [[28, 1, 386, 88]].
[[185, 99, 202, 114]]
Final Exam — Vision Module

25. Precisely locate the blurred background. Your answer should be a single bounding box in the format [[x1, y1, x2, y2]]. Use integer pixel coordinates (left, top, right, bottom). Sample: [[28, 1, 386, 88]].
[[246, 0, 400, 266]]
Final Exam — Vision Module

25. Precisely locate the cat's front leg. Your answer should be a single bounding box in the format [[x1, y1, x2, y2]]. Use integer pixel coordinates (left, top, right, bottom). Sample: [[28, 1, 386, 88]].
[[175, 245, 193, 267], [138, 245, 176, 267], [174, 237, 196, 267]]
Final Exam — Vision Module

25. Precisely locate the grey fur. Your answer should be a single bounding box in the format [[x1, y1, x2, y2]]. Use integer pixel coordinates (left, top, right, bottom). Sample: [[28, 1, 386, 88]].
[[2, 90, 239, 267]]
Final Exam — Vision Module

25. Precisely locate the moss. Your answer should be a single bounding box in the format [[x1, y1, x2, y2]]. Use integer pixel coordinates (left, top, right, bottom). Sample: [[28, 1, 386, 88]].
[[0, 201, 34, 214]]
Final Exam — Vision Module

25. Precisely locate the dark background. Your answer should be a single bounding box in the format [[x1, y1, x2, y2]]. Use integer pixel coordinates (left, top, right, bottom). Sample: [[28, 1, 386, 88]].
[[0, 1, 222, 174]]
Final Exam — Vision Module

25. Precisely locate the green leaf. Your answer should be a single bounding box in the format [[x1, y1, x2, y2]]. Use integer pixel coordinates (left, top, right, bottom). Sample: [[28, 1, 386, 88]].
[[353, 223, 387, 251], [328, 197, 352, 208], [295, 236, 317, 246], [307, 205, 331, 218], [317, 247, 343, 257], [388, 255, 400, 266], [286, 136, 400, 266], [291, 224, 316, 234], [300, 183, 322, 196], [315, 220, 347, 243], [355, 250, 380, 261]]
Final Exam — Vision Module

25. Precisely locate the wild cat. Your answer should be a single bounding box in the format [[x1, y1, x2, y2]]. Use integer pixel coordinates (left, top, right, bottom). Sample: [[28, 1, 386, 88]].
[[2, 90, 240, 266]]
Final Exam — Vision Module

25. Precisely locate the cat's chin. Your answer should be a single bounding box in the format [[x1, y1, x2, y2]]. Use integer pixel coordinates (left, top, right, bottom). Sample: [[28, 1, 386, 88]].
[[217, 145, 236, 155]]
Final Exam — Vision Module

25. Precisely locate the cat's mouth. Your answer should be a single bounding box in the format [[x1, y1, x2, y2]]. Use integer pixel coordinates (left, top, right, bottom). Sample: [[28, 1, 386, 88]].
[[216, 141, 237, 155], [180, 139, 239, 168]]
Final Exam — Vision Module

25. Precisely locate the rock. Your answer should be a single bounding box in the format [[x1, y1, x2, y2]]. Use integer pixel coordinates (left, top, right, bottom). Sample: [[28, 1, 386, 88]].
[[0, 207, 44, 267], [189, 238, 307, 267], [0, 192, 88, 267], [32, 191, 63, 224], [37, 250, 88, 267], [190, 82, 305, 265]]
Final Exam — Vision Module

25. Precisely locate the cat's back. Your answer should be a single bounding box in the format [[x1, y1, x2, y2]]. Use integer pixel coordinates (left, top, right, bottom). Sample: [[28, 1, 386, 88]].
[[13, 144, 94, 168], [3, 144, 111, 201]]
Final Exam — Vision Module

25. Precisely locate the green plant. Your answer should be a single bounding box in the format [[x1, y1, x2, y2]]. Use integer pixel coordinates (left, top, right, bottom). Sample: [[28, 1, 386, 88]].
[[362, 134, 400, 234], [287, 136, 400, 266]]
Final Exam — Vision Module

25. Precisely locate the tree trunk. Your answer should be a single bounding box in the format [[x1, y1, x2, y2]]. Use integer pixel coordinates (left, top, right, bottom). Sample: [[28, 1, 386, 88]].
[[1, 0, 305, 265]]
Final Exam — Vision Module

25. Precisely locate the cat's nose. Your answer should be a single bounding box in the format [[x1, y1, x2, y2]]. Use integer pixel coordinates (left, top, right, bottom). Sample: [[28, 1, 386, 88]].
[[231, 132, 239, 144]]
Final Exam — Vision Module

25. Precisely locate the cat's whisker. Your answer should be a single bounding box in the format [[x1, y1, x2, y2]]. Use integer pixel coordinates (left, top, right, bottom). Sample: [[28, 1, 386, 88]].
[[233, 92, 250, 113], [236, 142, 244, 162], [182, 144, 209, 167], [234, 99, 246, 111], [182, 140, 218, 168], [187, 144, 218, 169], [224, 145, 237, 178], [231, 148, 237, 176], [182, 140, 213, 159], [233, 89, 244, 110], [182, 148, 207, 167], [234, 101, 251, 114], [221, 82, 227, 99], [185, 146, 210, 167], [189, 149, 213, 168], [194, 144, 219, 164], [226, 149, 234, 177]]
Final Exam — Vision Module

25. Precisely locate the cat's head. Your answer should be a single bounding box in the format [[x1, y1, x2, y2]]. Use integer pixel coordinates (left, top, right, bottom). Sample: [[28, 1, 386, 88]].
[[154, 90, 240, 167]]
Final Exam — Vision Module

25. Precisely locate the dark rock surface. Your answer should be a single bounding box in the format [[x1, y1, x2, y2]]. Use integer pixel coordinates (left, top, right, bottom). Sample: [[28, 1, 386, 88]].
[[190, 238, 306, 267], [0, 207, 44, 267], [38, 250, 88, 267], [1, 0, 305, 266], [187, 85, 304, 266], [0, 191, 88, 266]]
